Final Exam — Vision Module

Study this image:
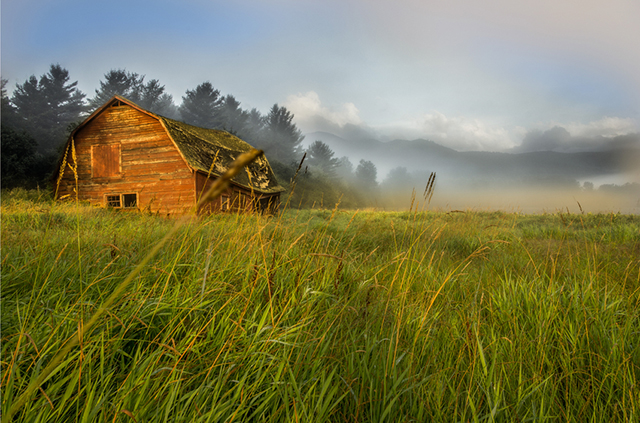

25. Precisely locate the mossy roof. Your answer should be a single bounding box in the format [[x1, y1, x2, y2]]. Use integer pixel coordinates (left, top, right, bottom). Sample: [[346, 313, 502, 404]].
[[157, 116, 284, 194]]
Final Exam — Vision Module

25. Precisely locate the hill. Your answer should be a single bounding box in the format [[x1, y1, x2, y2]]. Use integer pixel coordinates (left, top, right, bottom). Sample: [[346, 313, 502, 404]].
[[305, 131, 625, 187]]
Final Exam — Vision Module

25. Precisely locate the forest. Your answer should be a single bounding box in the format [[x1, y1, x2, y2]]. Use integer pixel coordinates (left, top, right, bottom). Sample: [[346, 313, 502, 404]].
[[1, 65, 381, 209]]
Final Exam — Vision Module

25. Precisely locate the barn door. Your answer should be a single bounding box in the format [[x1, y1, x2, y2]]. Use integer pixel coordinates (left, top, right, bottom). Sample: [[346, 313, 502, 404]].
[[92, 144, 121, 178]]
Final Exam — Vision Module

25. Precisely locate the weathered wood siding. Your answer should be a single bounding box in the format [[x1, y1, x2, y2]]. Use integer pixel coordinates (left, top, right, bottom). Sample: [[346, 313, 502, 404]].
[[56, 104, 196, 214], [195, 172, 280, 214]]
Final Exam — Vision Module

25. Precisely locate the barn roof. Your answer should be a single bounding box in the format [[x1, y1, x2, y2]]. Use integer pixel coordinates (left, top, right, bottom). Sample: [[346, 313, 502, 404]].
[[65, 95, 285, 194], [158, 116, 284, 194]]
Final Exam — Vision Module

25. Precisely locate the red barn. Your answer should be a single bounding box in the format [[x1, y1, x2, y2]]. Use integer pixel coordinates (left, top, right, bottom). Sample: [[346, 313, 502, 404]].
[[54, 96, 284, 214]]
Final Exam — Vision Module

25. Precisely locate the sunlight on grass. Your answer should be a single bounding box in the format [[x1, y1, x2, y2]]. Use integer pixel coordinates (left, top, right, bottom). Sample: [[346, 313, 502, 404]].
[[2, 188, 639, 422]]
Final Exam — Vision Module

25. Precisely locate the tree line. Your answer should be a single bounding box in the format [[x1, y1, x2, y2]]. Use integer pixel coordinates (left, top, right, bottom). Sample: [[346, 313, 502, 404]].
[[1, 64, 382, 208]]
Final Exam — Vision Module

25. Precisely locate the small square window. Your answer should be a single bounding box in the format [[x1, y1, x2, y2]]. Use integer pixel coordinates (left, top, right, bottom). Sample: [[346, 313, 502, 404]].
[[106, 195, 121, 207], [123, 193, 137, 208], [106, 193, 137, 208]]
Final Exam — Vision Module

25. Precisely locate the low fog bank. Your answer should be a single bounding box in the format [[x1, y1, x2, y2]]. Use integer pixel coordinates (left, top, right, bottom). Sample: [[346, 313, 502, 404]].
[[376, 184, 640, 215], [297, 128, 639, 213], [374, 164, 639, 214]]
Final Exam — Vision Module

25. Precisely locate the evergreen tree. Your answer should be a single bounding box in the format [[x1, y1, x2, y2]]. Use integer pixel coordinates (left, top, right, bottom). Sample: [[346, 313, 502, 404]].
[[179, 82, 223, 128], [90, 69, 143, 108], [10, 75, 48, 138], [137, 78, 164, 109], [335, 156, 354, 181], [90, 69, 144, 108], [220, 95, 249, 136], [39, 64, 86, 123], [306, 140, 339, 177], [355, 159, 378, 192], [259, 104, 304, 164], [382, 166, 413, 189], [137, 79, 178, 117], [151, 93, 180, 119], [91, 70, 178, 117], [1, 125, 38, 188], [11, 64, 86, 154], [1, 78, 18, 128], [239, 108, 265, 145]]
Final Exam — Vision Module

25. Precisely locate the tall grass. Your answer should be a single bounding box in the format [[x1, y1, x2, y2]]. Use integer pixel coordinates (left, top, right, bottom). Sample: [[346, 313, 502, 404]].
[[2, 189, 639, 422]]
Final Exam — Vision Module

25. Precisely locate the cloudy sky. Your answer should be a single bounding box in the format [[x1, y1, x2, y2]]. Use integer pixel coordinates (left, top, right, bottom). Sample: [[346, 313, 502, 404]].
[[2, 0, 639, 152]]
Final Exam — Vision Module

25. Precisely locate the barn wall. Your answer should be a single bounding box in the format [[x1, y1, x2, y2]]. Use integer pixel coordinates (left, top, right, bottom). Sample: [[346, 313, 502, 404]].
[[195, 172, 281, 214], [55, 104, 196, 214]]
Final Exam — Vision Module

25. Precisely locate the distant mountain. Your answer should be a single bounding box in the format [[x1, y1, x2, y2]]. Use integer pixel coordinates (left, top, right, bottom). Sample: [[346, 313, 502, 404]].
[[303, 131, 624, 187], [305, 131, 383, 158]]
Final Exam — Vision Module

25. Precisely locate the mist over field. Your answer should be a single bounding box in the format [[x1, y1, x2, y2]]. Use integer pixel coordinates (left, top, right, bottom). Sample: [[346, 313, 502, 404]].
[[296, 128, 640, 214], [380, 186, 639, 214]]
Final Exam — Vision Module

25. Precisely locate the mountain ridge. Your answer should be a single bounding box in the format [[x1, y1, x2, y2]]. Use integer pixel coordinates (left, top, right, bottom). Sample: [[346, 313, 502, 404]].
[[304, 131, 626, 186]]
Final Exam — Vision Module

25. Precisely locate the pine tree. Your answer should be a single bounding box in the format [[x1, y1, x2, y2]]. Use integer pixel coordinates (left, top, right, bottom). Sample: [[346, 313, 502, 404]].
[[39, 65, 86, 134], [11, 64, 86, 154], [335, 156, 354, 181], [179, 82, 223, 128], [90, 69, 144, 108], [239, 108, 265, 146], [90, 70, 177, 117], [153, 93, 180, 119], [259, 104, 304, 164], [306, 140, 339, 177], [355, 159, 378, 192], [1, 125, 38, 188], [137, 79, 178, 117], [383, 166, 412, 189], [219, 95, 249, 136], [11, 75, 47, 132], [1, 78, 18, 128]]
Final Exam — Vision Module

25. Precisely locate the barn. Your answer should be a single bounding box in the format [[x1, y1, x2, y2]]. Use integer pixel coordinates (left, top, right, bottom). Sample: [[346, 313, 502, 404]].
[[54, 95, 284, 214]]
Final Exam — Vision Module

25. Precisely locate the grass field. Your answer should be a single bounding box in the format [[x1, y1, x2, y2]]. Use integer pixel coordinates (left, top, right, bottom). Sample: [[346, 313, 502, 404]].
[[2, 188, 639, 422]]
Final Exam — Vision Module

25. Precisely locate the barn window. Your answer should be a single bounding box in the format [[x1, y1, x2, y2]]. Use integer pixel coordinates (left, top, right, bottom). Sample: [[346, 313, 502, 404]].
[[123, 194, 137, 208], [221, 195, 229, 211], [106, 193, 138, 209], [92, 144, 121, 178], [106, 195, 121, 207]]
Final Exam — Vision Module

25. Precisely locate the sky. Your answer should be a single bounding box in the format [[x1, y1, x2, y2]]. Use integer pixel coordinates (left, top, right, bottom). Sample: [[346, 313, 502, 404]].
[[2, 0, 640, 153]]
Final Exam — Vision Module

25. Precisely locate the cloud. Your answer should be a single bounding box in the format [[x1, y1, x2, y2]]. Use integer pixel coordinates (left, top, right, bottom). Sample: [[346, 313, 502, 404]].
[[284, 91, 380, 143], [513, 124, 640, 153], [289, 95, 640, 156], [374, 112, 519, 152], [557, 117, 638, 139], [515, 126, 571, 152], [418, 112, 517, 151], [284, 91, 362, 129], [286, 94, 522, 151]]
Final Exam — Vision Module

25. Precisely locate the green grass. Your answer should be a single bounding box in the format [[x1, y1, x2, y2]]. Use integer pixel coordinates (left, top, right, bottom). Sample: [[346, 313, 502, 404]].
[[2, 188, 640, 422]]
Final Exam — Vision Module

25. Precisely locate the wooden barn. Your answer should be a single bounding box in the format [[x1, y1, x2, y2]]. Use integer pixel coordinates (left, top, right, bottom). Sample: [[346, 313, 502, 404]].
[[54, 95, 284, 214]]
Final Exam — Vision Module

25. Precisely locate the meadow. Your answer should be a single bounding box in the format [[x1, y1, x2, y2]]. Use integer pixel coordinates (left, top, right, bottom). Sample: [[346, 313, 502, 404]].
[[2, 188, 639, 422]]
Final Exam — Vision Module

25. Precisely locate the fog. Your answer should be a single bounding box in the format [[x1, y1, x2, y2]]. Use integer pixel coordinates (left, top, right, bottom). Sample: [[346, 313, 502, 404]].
[[302, 125, 640, 214], [378, 185, 639, 215]]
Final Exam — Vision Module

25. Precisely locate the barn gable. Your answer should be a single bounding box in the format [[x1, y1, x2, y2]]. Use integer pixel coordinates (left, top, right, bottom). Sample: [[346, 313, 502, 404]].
[[55, 96, 284, 214]]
